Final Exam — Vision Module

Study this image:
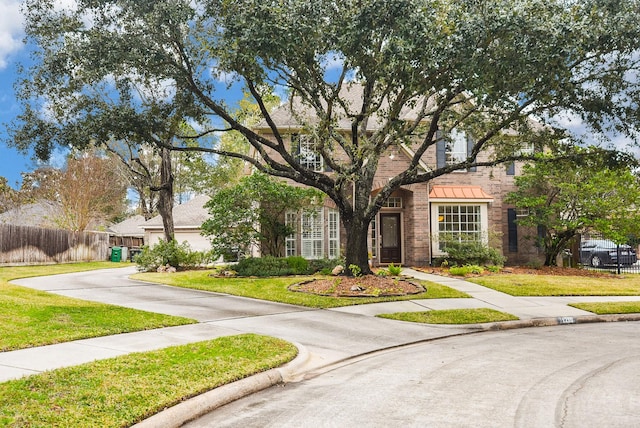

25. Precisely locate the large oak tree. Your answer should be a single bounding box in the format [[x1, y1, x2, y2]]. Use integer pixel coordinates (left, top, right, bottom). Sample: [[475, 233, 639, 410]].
[[8, 0, 640, 273]]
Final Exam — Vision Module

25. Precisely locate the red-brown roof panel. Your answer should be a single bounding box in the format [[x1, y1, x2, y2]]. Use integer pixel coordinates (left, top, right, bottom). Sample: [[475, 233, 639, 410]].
[[429, 185, 494, 200]]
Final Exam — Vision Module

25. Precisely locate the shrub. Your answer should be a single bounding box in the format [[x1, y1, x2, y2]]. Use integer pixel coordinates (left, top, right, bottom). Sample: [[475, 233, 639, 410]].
[[285, 256, 310, 275], [486, 265, 502, 273], [439, 239, 506, 267], [234, 256, 343, 277], [348, 264, 362, 277], [235, 256, 291, 277], [387, 263, 403, 276], [376, 263, 403, 277], [449, 265, 485, 276], [134, 240, 206, 272]]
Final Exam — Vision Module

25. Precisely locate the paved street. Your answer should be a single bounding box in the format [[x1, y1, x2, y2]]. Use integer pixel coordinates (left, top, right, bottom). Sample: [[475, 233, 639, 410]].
[[186, 322, 640, 428]]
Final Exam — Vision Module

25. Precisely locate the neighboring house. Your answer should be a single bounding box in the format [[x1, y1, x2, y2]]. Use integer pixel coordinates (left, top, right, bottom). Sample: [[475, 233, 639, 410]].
[[252, 86, 542, 267], [106, 214, 146, 248], [0, 200, 61, 228], [140, 195, 212, 251]]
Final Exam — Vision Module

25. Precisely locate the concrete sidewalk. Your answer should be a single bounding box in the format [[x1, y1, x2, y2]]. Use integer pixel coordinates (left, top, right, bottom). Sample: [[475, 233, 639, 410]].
[[334, 268, 631, 319]]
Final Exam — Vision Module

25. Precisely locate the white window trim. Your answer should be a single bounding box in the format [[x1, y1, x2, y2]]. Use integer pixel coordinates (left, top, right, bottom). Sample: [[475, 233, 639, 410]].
[[296, 135, 324, 172], [301, 208, 324, 259], [430, 202, 489, 257], [328, 209, 340, 259], [285, 211, 297, 257], [370, 215, 377, 258], [445, 129, 468, 166], [382, 197, 403, 208]]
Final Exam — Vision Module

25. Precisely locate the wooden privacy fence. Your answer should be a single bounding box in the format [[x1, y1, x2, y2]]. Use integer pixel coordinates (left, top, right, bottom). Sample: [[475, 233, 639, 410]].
[[0, 224, 110, 265]]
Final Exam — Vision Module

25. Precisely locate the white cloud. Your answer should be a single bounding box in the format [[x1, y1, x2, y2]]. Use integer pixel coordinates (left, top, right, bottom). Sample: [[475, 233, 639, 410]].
[[0, 0, 24, 69]]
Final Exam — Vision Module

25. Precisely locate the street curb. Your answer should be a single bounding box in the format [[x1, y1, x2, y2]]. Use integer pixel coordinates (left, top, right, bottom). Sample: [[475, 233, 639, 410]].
[[132, 314, 640, 427], [470, 313, 640, 331], [132, 342, 310, 428]]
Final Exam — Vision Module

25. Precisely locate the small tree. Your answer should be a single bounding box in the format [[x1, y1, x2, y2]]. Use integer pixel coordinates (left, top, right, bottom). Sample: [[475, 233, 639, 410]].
[[506, 149, 640, 266], [201, 173, 324, 259], [0, 177, 19, 214], [17, 152, 127, 231]]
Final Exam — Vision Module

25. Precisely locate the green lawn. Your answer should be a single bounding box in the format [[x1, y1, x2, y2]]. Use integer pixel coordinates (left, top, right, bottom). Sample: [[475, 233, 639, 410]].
[[0, 334, 297, 427], [467, 273, 640, 296], [133, 270, 469, 308], [0, 263, 196, 351], [569, 301, 640, 314], [378, 308, 519, 324]]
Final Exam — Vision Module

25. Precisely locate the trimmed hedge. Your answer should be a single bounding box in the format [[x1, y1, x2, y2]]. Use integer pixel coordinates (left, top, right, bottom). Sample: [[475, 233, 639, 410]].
[[235, 256, 341, 277]]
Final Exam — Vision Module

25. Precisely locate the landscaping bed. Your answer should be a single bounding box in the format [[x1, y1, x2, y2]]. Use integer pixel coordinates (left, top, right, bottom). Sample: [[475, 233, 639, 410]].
[[420, 265, 622, 279], [289, 275, 425, 297]]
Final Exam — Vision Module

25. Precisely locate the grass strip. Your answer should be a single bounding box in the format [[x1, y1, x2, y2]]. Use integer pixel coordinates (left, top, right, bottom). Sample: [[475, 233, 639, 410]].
[[468, 274, 640, 296], [133, 270, 469, 308], [569, 301, 640, 314], [377, 308, 519, 324], [0, 334, 297, 427], [0, 263, 195, 351]]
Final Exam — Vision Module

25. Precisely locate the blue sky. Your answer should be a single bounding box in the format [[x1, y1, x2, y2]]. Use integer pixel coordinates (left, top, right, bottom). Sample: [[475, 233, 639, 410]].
[[0, 0, 33, 189]]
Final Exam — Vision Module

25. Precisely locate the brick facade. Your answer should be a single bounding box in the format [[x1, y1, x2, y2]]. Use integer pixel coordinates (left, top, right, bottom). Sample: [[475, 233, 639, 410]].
[[252, 92, 542, 267]]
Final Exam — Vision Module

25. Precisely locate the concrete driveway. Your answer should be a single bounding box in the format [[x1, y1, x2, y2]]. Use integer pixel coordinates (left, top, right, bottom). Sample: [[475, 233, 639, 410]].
[[8, 267, 472, 377]]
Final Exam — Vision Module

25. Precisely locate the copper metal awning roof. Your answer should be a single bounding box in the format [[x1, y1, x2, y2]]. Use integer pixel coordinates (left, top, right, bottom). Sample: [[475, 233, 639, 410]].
[[429, 185, 494, 201]]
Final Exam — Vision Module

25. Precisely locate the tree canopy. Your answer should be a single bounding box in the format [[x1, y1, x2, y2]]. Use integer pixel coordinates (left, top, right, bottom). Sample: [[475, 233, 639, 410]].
[[8, 0, 640, 272], [506, 148, 640, 265]]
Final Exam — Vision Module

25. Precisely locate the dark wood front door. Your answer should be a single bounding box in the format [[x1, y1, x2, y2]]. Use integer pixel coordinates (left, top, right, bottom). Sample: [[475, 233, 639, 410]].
[[380, 213, 401, 264]]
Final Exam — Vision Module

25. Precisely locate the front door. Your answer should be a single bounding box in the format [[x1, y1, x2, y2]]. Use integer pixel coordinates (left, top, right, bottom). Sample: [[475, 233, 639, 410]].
[[380, 213, 401, 264]]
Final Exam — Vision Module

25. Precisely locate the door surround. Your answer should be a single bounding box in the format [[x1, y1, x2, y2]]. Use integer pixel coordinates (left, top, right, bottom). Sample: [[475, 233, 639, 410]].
[[379, 212, 402, 264]]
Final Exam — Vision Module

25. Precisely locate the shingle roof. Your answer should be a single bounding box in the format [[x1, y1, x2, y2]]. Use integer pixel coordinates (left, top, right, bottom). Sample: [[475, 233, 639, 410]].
[[141, 195, 211, 230], [107, 215, 146, 237], [254, 83, 545, 135], [0, 200, 61, 228], [254, 83, 433, 132], [429, 185, 494, 201]]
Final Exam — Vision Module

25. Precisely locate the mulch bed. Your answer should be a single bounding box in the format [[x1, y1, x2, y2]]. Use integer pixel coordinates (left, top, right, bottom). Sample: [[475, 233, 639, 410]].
[[286, 265, 622, 298], [289, 275, 426, 297], [417, 265, 622, 278]]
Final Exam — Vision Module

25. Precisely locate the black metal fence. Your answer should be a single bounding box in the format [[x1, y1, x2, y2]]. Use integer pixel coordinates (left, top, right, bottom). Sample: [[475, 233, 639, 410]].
[[573, 234, 640, 274]]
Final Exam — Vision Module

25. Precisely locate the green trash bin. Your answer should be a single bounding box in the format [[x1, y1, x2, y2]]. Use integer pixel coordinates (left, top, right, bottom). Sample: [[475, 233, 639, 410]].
[[110, 246, 122, 262]]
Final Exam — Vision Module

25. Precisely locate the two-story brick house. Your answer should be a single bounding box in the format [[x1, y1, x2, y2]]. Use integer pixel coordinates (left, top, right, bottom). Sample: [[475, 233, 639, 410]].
[[252, 86, 541, 267]]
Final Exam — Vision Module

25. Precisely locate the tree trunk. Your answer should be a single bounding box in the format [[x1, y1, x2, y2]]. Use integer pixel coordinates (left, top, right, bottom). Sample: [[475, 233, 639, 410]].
[[341, 177, 376, 276], [343, 215, 373, 276], [543, 231, 576, 266], [152, 147, 175, 242]]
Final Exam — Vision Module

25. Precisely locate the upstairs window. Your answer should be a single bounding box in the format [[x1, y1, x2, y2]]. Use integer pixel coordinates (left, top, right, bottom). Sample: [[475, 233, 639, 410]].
[[293, 134, 323, 172], [436, 129, 476, 171], [445, 129, 468, 165]]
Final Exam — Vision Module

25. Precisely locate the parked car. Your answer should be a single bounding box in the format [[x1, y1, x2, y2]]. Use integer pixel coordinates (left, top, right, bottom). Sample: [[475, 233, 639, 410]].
[[579, 239, 638, 268]]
